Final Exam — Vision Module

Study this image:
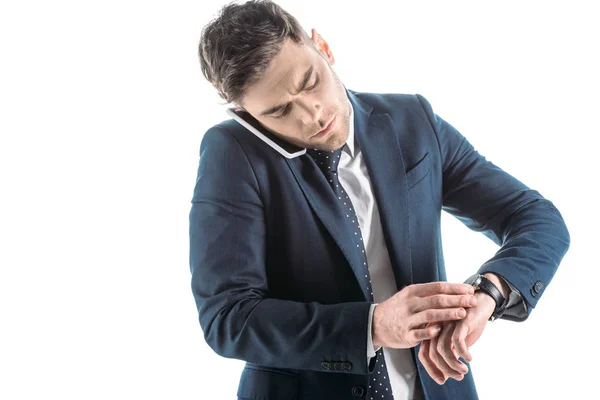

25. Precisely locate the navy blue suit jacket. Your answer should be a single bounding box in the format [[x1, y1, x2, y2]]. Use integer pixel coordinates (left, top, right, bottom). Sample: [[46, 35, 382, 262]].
[[189, 89, 570, 399]]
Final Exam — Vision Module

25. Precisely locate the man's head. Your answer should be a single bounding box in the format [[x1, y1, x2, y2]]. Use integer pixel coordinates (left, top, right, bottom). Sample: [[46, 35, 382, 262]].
[[199, 0, 351, 151]]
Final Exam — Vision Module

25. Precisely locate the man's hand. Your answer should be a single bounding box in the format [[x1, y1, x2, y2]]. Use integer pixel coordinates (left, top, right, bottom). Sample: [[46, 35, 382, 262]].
[[372, 282, 478, 349], [418, 291, 496, 384]]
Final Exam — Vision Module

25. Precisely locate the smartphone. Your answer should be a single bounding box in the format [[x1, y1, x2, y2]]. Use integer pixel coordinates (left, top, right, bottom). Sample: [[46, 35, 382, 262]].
[[226, 108, 307, 159]]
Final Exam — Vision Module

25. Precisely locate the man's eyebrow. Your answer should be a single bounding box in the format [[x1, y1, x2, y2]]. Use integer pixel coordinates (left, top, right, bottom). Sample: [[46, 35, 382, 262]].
[[259, 65, 314, 116]]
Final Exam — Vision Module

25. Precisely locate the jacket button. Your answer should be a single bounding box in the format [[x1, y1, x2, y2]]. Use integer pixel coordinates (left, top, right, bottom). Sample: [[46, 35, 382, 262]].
[[351, 385, 365, 397], [321, 361, 331, 370], [342, 362, 353, 370], [334, 362, 342, 370], [531, 281, 544, 297]]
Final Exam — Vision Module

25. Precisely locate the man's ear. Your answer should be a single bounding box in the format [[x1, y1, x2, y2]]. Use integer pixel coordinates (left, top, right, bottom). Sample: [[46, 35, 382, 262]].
[[310, 28, 335, 65]]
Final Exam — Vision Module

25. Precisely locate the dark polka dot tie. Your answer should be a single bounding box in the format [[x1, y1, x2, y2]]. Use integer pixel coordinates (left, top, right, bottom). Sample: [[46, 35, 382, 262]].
[[308, 147, 394, 400]]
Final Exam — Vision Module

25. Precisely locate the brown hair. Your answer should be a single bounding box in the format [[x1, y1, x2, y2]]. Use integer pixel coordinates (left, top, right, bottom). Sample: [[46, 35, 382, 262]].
[[198, 0, 312, 107]]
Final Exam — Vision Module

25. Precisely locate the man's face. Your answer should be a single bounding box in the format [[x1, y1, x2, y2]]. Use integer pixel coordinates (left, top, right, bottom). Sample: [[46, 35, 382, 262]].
[[238, 30, 351, 152]]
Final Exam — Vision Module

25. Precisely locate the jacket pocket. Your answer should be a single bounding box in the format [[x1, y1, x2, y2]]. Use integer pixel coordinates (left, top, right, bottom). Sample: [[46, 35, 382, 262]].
[[406, 152, 431, 189], [237, 365, 300, 400]]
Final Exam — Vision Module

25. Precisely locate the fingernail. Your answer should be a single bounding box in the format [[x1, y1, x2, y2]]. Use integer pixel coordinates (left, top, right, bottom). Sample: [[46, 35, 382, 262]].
[[458, 308, 466, 317], [468, 296, 477, 306]]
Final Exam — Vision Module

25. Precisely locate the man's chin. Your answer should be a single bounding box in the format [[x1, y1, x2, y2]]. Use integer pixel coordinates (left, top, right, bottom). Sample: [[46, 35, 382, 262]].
[[308, 133, 345, 151]]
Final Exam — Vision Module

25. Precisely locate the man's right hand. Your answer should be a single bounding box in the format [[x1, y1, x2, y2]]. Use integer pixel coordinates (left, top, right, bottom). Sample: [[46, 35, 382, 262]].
[[372, 282, 477, 349]]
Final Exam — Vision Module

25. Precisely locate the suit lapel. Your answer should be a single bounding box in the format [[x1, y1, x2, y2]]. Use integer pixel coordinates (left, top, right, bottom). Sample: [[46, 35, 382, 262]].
[[350, 91, 413, 290], [285, 90, 413, 298], [286, 153, 371, 296]]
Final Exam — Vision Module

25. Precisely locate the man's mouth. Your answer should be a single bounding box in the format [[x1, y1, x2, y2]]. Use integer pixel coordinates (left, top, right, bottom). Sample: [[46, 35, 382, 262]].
[[313, 116, 336, 137]]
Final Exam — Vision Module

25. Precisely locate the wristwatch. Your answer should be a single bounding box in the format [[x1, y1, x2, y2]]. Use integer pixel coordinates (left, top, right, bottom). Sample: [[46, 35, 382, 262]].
[[464, 273, 507, 322]]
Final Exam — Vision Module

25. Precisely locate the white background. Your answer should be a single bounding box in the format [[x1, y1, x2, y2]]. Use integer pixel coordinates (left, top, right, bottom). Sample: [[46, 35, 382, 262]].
[[1, 1, 597, 399]]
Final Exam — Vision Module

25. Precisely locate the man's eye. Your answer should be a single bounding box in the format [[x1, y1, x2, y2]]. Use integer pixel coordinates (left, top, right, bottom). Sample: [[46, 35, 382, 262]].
[[273, 78, 318, 118], [274, 106, 290, 118], [306, 78, 319, 91]]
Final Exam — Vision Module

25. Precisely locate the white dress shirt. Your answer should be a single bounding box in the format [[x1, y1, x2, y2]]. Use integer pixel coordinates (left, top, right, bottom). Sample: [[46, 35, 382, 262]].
[[337, 101, 419, 400]]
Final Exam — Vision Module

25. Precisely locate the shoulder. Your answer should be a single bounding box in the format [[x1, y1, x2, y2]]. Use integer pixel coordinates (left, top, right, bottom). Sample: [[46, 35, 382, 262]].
[[346, 89, 436, 125], [348, 89, 432, 112], [199, 119, 247, 154]]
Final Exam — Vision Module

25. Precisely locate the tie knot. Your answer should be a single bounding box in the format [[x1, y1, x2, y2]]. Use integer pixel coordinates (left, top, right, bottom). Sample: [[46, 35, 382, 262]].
[[307, 147, 344, 173]]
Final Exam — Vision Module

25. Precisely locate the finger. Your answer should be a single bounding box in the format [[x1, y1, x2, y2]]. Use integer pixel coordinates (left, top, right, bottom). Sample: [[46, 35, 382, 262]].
[[428, 328, 454, 384], [418, 340, 445, 385], [452, 322, 472, 362], [437, 323, 468, 378], [409, 282, 475, 297], [410, 324, 442, 343], [411, 307, 467, 327], [412, 294, 478, 313], [429, 324, 459, 383]]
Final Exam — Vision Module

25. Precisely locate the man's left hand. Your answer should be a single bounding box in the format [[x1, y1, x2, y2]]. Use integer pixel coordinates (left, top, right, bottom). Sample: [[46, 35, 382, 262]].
[[417, 291, 496, 385]]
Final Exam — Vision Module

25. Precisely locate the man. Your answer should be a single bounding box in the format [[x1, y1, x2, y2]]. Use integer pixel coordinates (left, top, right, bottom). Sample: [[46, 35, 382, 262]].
[[189, 1, 570, 399]]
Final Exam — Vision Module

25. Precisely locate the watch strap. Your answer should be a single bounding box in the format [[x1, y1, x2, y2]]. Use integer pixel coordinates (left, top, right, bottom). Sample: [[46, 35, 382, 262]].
[[465, 274, 507, 321], [481, 277, 507, 321]]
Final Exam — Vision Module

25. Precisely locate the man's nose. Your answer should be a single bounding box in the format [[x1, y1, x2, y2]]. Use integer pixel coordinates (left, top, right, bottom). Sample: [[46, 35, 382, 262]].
[[299, 98, 323, 125]]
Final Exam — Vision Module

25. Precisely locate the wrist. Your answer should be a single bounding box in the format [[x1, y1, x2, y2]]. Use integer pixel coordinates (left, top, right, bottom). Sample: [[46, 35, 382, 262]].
[[474, 291, 497, 319]]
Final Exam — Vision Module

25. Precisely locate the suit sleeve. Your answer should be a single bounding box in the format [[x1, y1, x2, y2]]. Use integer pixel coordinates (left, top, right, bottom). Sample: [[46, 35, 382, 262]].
[[416, 94, 570, 320], [189, 126, 373, 374]]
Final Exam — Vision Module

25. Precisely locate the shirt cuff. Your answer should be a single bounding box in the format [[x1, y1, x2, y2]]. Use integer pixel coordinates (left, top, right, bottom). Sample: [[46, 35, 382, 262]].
[[367, 303, 380, 365], [499, 276, 529, 320]]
